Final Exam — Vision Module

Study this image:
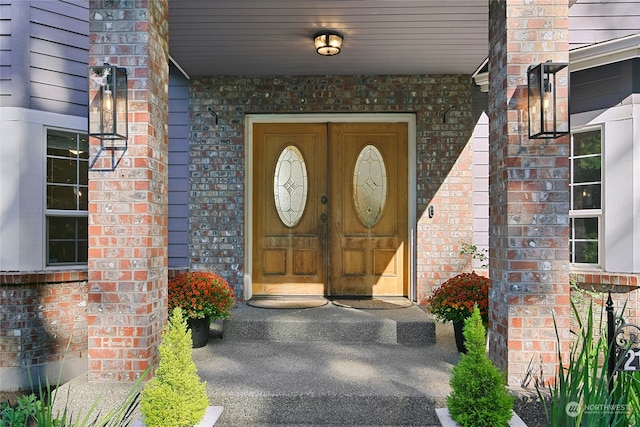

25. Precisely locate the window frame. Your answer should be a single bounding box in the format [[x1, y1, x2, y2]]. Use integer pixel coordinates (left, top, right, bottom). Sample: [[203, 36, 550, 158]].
[[569, 126, 603, 268], [45, 128, 89, 267]]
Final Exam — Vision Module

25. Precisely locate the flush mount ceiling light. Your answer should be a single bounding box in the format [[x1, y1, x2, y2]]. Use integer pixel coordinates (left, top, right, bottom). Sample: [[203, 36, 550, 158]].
[[313, 31, 343, 56]]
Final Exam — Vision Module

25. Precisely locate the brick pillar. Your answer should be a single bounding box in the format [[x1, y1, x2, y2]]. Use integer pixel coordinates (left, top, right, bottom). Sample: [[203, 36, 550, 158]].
[[87, 0, 169, 381], [487, 0, 571, 384]]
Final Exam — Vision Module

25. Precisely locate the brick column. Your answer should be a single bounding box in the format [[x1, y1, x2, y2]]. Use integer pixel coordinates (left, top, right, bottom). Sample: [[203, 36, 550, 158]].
[[88, 0, 169, 381], [488, 0, 571, 384]]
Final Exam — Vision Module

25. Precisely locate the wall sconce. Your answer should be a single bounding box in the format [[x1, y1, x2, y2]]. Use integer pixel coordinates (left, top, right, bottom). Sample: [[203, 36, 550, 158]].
[[88, 64, 128, 140], [314, 31, 343, 56], [527, 61, 569, 139], [88, 64, 128, 171]]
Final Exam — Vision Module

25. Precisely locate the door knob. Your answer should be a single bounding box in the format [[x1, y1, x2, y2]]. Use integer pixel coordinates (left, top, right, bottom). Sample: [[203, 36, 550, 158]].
[[320, 213, 328, 223], [321, 195, 328, 204]]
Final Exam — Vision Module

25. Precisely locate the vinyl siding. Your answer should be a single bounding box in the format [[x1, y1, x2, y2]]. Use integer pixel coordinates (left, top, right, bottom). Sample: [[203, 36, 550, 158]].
[[571, 59, 636, 114], [471, 113, 489, 271], [570, 0, 640, 49], [0, 0, 89, 116], [168, 62, 190, 268]]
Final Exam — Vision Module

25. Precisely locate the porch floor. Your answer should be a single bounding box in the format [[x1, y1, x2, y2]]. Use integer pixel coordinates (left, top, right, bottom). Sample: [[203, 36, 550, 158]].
[[58, 303, 461, 426]]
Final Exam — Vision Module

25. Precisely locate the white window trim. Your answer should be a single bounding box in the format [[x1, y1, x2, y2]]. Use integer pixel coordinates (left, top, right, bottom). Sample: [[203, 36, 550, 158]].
[[45, 127, 89, 267], [569, 126, 603, 268]]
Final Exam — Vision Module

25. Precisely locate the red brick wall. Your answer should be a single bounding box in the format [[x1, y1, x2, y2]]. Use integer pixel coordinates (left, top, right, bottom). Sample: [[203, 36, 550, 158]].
[[488, 0, 571, 384], [88, 0, 169, 382], [573, 271, 640, 323], [0, 271, 88, 390], [189, 75, 477, 302]]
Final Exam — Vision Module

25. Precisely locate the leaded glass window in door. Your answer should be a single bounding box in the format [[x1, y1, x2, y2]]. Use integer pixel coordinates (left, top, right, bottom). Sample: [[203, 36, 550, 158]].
[[353, 144, 387, 228], [274, 145, 308, 227]]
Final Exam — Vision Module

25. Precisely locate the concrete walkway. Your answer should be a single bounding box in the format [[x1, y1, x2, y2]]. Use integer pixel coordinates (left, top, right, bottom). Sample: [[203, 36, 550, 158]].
[[55, 303, 460, 426]]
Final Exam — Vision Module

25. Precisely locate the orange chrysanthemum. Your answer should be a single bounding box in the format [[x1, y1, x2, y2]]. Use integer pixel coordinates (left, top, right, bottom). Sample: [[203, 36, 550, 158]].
[[168, 271, 235, 320], [426, 272, 489, 324]]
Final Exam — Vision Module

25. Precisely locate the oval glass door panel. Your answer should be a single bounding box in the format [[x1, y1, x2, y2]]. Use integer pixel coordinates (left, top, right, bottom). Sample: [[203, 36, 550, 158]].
[[274, 145, 308, 227], [353, 144, 387, 228]]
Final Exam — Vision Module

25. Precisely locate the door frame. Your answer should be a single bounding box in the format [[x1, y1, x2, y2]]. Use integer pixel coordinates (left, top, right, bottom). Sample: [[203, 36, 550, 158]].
[[244, 113, 417, 301]]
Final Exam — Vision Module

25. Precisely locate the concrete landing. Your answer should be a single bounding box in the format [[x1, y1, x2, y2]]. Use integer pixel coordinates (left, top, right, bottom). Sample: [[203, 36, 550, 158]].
[[223, 302, 436, 346], [201, 303, 456, 425]]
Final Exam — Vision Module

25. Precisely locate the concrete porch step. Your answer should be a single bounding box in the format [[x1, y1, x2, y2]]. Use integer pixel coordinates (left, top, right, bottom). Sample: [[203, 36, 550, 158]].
[[193, 338, 458, 426], [222, 303, 436, 346], [195, 303, 456, 425]]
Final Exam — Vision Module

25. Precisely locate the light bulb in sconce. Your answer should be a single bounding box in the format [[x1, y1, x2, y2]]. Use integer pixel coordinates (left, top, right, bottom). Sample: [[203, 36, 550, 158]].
[[543, 78, 552, 111], [103, 87, 113, 112]]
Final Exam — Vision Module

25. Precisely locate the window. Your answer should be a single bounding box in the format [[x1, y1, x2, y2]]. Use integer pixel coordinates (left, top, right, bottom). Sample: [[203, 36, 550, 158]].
[[569, 128, 602, 265], [46, 129, 89, 265]]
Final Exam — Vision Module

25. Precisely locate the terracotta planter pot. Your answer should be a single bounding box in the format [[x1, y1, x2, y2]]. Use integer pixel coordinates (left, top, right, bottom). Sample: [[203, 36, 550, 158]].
[[187, 316, 210, 348]]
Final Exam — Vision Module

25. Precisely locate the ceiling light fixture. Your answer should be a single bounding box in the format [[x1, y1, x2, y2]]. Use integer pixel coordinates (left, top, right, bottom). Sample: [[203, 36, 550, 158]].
[[314, 31, 343, 56]]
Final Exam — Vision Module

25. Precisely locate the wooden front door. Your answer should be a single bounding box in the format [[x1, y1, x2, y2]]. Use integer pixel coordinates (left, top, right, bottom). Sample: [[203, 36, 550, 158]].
[[252, 122, 408, 296]]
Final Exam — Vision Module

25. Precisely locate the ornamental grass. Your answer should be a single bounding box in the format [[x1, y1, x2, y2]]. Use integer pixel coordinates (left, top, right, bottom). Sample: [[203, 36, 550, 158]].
[[427, 271, 490, 324], [168, 271, 235, 320]]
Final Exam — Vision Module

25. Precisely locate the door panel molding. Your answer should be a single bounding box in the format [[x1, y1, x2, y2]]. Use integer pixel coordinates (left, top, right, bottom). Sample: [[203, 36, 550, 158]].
[[245, 113, 416, 301]]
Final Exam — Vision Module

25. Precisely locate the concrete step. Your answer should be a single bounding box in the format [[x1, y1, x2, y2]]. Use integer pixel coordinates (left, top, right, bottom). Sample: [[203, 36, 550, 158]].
[[193, 338, 458, 426], [222, 303, 436, 346], [197, 303, 455, 425]]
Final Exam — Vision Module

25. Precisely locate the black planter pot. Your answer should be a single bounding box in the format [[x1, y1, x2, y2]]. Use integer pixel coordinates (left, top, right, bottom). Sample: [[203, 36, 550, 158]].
[[187, 316, 210, 348], [453, 320, 467, 353]]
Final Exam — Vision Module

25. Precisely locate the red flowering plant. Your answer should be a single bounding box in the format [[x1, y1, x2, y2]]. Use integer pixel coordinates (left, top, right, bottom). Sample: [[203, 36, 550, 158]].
[[168, 271, 235, 320], [427, 272, 490, 324]]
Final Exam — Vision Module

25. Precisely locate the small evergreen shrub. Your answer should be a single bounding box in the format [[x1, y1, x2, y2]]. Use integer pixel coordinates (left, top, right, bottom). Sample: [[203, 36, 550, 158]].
[[447, 305, 514, 427], [141, 307, 208, 427]]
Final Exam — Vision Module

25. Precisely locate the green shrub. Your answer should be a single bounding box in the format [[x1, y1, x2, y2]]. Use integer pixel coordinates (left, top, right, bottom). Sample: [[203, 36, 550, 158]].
[[1, 393, 38, 427], [140, 307, 208, 427], [30, 371, 143, 427], [538, 299, 638, 426], [447, 305, 514, 427]]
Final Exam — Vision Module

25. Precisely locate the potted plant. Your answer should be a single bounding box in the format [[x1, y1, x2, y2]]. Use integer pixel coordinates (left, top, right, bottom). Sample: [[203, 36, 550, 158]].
[[436, 305, 516, 427], [139, 307, 221, 427], [427, 271, 490, 352], [168, 271, 235, 348]]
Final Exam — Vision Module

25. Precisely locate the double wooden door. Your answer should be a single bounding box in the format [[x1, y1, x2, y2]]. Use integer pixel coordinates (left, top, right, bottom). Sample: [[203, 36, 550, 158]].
[[252, 122, 408, 296]]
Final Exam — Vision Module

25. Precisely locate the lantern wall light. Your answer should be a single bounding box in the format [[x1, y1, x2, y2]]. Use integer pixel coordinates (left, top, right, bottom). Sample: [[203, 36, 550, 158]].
[[314, 31, 343, 56], [88, 63, 128, 170], [527, 61, 570, 139]]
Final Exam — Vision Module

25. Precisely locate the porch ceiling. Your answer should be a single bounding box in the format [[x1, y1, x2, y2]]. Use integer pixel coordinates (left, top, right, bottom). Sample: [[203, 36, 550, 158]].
[[168, 1, 489, 78]]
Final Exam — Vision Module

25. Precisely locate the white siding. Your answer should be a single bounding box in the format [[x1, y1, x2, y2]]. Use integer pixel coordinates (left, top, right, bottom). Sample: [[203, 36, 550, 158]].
[[471, 113, 489, 271], [570, 0, 640, 49], [572, 99, 640, 273], [0, 108, 86, 270]]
